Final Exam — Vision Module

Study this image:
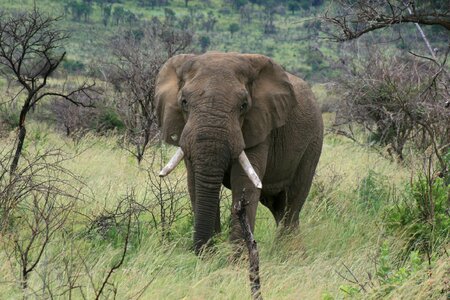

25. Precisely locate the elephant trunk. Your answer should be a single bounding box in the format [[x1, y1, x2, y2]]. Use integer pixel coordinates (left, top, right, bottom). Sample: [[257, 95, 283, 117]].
[[193, 168, 224, 253], [189, 137, 231, 254]]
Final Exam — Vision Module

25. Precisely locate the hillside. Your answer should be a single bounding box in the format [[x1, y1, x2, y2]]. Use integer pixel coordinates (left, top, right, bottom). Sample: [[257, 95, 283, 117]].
[[0, 0, 334, 80], [1, 0, 444, 82]]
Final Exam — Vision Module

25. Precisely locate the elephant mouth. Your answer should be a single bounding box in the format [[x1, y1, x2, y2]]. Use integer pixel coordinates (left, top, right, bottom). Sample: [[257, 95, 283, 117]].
[[159, 147, 262, 189]]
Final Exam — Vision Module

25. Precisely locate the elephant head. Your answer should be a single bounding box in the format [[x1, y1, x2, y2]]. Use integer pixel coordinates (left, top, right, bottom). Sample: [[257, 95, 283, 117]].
[[155, 52, 296, 253]]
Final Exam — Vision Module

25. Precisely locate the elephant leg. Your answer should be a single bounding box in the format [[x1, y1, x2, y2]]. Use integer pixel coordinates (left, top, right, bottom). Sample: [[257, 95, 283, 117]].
[[272, 191, 288, 226], [260, 192, 287, 226], [282, 140, 322, 230], [229, 142, 269, 243]]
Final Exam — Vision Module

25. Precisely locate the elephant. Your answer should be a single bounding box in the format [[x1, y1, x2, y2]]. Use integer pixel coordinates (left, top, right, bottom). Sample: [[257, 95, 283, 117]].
[[155, 52, 323, 254]]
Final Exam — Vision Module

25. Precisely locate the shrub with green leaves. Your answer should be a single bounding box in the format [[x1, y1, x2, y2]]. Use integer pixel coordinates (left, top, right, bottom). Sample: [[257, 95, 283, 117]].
[[385, 174, 449, 257], [357, 170, 389, 213], [338, 242, 424, 298]]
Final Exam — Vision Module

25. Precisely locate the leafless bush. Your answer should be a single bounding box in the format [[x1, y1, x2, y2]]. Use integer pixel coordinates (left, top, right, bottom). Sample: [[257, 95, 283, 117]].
[[0, 148, 84, 294], [48, 88, 122, 143], [90, 202, 132, 300], [88, 189, 145, 241], [87, 152, 190, 243], [333, 48, 449, 164], [0, 148, 83, 230], [105, 22, 192, 164], [49, 92, 98, 138], [145, 147, 190, 240], [83, 189, 168, 299]]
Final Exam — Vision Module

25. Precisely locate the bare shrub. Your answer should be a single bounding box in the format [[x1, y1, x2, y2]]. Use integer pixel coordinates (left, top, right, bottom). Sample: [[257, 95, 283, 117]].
[[105, 22, 192, 164], [87, 150, 190, 243], [145, 149, 190, 240], [84, 188, 177, 298], [90, 200, 132, 300], [88, 189, 145, 242], [48, 89, 124, 142], [333, 49, 449, 164], [50, 92, 99, 138], [0, 148, 84, 294]]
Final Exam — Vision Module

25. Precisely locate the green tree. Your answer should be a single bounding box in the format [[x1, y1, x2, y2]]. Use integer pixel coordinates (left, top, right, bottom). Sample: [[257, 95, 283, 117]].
[[199, 35, 210, 52], [164, 7, 176, 24], [288, 0, 300, 14], [112, 6, 125, 25], [228, 23, 240, 37], [67, 0, 93, 22], [102, 4, 111, 26]]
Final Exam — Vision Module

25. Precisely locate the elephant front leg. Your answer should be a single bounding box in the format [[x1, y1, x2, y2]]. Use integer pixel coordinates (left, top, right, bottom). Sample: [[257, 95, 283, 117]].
[[229, 143, 268, 244]]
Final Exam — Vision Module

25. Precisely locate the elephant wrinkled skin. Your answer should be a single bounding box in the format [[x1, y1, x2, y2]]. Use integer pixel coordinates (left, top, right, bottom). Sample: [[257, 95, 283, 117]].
[[155, 52, 324, 253]]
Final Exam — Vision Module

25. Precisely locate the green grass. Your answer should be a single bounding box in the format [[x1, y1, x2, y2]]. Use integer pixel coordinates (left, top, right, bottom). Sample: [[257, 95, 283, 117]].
[[1, 116, 447, 299]]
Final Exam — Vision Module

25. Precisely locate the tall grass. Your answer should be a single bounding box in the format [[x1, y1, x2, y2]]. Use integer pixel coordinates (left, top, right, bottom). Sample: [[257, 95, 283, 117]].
[[2, 118, 447, 299]]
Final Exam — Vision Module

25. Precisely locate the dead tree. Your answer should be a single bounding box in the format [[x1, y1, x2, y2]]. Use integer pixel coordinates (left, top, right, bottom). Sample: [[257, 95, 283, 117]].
[[323, 0, 450, 42], [0, 8, 97, 174], [234, 189, 263, 300]]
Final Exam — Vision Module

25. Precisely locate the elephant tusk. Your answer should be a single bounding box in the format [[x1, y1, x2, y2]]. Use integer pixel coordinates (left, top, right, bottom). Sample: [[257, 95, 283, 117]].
[[159, 148, 184, 177], [238, 151, 263, 189]]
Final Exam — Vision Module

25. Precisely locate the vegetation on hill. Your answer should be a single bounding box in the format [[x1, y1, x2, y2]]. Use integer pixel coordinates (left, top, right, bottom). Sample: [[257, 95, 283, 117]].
[[2, 0, 445, 82]]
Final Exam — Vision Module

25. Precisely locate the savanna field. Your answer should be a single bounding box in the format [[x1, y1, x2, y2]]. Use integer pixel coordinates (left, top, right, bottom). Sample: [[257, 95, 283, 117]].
[[0, 0, 449, 299]]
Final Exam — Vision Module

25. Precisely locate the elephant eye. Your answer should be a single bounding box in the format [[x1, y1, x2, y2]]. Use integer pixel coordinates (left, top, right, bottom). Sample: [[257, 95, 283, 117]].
[[181, 98, 188, 112], [240, 101, 248, 112]]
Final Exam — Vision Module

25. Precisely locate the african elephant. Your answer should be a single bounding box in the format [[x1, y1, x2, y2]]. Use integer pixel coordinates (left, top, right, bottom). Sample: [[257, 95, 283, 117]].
[[155, 52, 323, 253]]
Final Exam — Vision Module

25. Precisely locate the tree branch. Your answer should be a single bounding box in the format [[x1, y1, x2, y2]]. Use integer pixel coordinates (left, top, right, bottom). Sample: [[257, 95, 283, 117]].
[[233, 189, 263, 300], [323, 0, 450, 42]]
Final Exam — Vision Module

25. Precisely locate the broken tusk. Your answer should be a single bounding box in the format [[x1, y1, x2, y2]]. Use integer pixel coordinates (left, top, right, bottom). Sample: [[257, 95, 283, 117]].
[[159, 148, 184, 177], [238, 151, 263, 189]]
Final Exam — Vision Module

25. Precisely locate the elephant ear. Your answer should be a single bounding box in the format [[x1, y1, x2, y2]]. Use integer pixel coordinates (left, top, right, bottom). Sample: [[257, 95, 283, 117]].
[[154, 54, 195, 146], [241, 54, 297, 148]]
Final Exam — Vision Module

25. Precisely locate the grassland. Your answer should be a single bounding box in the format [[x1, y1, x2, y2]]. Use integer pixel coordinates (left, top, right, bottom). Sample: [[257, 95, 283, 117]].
[[0, 111, 448, 299]]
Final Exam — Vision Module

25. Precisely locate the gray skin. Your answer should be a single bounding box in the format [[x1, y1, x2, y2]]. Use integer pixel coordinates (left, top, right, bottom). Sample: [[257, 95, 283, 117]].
[[155, 52, 323, 254]]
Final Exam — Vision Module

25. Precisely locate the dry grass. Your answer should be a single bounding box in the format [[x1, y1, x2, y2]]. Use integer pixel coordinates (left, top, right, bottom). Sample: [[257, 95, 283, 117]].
[[0, 119, 447, 299]]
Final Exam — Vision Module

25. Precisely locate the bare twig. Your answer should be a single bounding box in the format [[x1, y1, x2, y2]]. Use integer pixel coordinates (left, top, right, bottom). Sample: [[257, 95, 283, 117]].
[[335, 262, 368, 293], [322, 0, 450, 42], [94, 211, 132, 300]]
